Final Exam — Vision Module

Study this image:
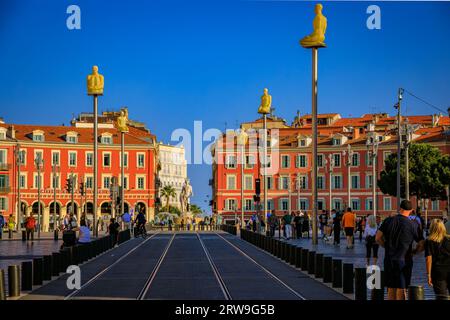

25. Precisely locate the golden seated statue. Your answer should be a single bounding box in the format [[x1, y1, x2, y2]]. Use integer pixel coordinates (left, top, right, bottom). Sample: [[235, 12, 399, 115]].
[[87, 65, 104, 96], [300, 3, 327, 48], [258, 88, 272, 115]]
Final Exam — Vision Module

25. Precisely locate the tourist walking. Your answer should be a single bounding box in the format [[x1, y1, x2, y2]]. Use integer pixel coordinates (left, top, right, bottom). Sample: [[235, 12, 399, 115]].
[[332, 209, 341, 245], [376, 200, 425, 300], [302, 214, 310, 239], [107, 218, 120, 247], [268, 210, 278, 237], [24, 214, 36, 241], [0, 213, 5, 239], [294, 211, 302, 239], [342, 208, 356, 249], [282, 211, 293, 240], [425, 219, 450, 300], [364, 214, 379, 266]]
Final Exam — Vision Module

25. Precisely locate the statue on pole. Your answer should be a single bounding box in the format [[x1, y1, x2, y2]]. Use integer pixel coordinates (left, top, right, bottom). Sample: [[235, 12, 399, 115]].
[[116, 108, 129, 133], [258, 88, 272, 115], [180, 178, 193, 215], [87, 65, 104, 95], [300, 3, 327, 48]]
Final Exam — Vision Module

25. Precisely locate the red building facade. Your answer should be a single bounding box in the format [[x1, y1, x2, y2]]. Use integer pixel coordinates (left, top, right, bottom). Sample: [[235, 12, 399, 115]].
[[211, 113, 450, 222], [0, 111, 157, 231]]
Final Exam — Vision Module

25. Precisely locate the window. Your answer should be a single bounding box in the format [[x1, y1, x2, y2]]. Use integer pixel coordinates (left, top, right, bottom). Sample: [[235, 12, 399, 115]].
[[33, 134, 44, 142], [351, 153, 359, 167], [19, 174, 26, 189], [299, 175, 308, 189], [267, 199, 274, 210], [0, 150, 6, 164], [225, 155, 237, 169], [332, 138, 341, 146], [137, 177, 145, 189], [85, 176, 93, 189], [299, 139, 306, 147], [279, 198, 289, 211], [366, 174, 373, 188], [69, 152, 77, 167], [351, 175, 360, 189], [299, 198, 309, 211], [432, 200, 439, 211], [51, 151, 60, 166], [244, 175, 253, 190], [332, 199, 342, 210], [317, 154, 324, 167], [317, 199, 325, 211], [333, 154, 341, 167], [0, 197, 7, 211], [244, 199, 253, 211], [245, 155, 255, 169], [266, 176, 273, 190], [279, 176, 289, 190], [103, 153, 111, 167], [281, 155, 290, 168], [333, 175, 342, 189], [86, 152, 93, 166], [103, 176, 111, 189], [383, 151, 392, 161], [101, 136, 112, 144], [19, 150, 26, 165], [67, 134, 77, 143], [122, 176, 128, 190], [34, 151, 43, 162], [0, 132, 5, 140], [317, 176, 325, 190], [366, 198, 373, 211], [52, 174, 60, 189], [263, 155, 271, 168], [0, 175, 9, 188], [383, 197, 391, 211], [351, 199, 360, 211], [226, 199, 236, 211], [226, 175, 236, 190], [366, 152, 374, 166], [137, 153, 145, 168], [34, 174, 42, 189], [120, 153, 128, 167], [296, 155, 307, 168]]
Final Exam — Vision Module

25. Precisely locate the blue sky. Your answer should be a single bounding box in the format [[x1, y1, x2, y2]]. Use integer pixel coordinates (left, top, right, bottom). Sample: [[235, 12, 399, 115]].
[[0, 0, 449, 211]]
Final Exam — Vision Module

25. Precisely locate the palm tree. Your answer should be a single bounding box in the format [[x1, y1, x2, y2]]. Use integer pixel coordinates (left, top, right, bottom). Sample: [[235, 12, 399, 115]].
[[189, 204, 203, 218], [160, 185, 177, 211]]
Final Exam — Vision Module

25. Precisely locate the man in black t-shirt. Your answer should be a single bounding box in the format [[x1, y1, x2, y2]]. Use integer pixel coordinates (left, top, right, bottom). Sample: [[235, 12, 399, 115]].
[[376, 200, 425, 300], [319, 210, 327, 238]]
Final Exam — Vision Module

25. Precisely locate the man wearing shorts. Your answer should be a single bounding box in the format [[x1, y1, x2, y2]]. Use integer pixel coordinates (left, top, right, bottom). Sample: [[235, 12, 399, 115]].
[[376, 200, 424, 300], [342, 208, 356, 249]]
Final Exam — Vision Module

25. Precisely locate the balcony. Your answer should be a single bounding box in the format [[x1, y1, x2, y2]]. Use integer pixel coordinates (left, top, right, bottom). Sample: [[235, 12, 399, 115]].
[[0, 186, 11, 194], [0, 163, 12, 171]]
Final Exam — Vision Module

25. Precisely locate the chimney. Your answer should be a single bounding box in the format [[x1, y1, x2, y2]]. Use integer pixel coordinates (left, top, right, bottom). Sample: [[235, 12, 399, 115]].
[[8, 125, 15, 139], [432, 114, 441, 127], [352, 127, 360, 140]]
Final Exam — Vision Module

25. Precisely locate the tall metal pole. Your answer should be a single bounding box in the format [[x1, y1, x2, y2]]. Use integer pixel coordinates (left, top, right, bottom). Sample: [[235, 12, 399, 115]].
[[296, 174, 300, 211], [121, 132, 125, 218], [240, 143, 244, 227], [36, 155, 43, 239], [327, 155, 333, 214], [311, 47, 318, 245], [263, 114, 268, 234], [396, 88, 403, 209], [405, 122, 410, 201], [372, 142, 377, 217], [71, 173, 75, 219], [288, 177, 292, 214], [93, 95, 99, 237], [346, 144, 352, 208], [52, 163, 57, 231], [15, 145, 21, 231]]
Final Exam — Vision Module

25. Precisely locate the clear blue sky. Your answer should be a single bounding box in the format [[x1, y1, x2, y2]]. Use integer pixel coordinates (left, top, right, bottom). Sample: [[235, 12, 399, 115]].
[[0, 0, 449, 211]]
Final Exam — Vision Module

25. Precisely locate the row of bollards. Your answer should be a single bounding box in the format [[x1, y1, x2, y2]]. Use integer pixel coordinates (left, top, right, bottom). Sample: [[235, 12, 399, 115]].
[[0, 230, 132, 300], [239, 229, 429, 300], [220, 224, 237, 235]]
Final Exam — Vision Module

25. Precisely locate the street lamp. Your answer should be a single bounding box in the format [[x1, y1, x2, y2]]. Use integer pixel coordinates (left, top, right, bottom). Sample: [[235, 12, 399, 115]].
[[366, 127, 380, 218], [403, 119, 414, 201], [14, 144, 22, 231], [237, 129, 248, 229], [342, 144, 354, 208], [52, 162, 60, 232], [394, 88, 404, 209], [324, 154, 334, 212], [34, 153, 44, 238]]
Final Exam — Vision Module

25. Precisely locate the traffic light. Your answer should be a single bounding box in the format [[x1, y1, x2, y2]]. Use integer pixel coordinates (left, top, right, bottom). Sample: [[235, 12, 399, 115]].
[[66, 178, 72, 193], [80, 182, 85, 196], [116, 196, 121, 207], [255, 178, 261, 195], [253, 195, 260, 202]]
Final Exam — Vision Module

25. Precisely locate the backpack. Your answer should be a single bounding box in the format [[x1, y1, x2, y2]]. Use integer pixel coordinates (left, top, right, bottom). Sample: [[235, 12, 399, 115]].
[[122, 213, 131, 223], [0, 215, 4, 227]]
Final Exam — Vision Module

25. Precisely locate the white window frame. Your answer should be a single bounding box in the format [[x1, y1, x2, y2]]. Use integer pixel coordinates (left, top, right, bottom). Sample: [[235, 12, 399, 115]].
[[103, 152, 111, 168], [68, 151, 77, 167], [137, 153, 145, 168], [226, 174, 236, 190]]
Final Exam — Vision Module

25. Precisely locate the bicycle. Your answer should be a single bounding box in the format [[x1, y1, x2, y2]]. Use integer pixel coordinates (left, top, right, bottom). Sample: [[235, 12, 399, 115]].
[[137, 224, 147, 239]]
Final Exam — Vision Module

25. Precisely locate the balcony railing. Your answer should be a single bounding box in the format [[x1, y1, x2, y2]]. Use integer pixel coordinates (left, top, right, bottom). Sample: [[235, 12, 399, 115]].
[[0, 163, 12, 171], [0, 186, 11, 194]]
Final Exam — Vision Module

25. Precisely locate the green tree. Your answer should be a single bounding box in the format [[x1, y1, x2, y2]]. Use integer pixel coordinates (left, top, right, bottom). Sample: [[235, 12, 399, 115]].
[[378, 143, 450, 208], [189, 204, 203, 218], [160, 185, 177, 211]]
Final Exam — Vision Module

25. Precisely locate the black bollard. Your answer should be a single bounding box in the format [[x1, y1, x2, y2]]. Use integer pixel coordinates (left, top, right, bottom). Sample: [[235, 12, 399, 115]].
[[289, 245, 296, 265], [323, 256, 333, 283], [408, 285, 425, 300], [60, 249, 69, 271], [301, 248, 309, 271], [8, 265, 21, 297], [315, 253, 324, 278], [0, 269, 6, 300], [308, 251, 316, 274], [343, 263, 354, 294], [295, 247, 302, 268], [42, 255, 52, 281], [33, 258, 43, 286], [21, 261, 33, 291], [22, 230, 26, 241], [284, 243, 291, 262], [54, 230, 58, 241], [332, 259, 343, 288], [371, 270, 385, 300], [354, 267, 367, 300], [52, 252, 61, 276]]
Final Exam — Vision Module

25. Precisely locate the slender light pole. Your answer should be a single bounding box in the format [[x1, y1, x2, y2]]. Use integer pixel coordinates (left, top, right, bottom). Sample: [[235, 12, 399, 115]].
[[344, 144, 353, 208], [87, 65, 104, 238], [395, 88, 404, 209], [296, 174, 300, 211], [52, 162, 60, 231], [404, 120, 411, 201], [35, 154, 43, 239], [263, 114, 268, 234], [121, 132, 125, 217], [326, 154, 334, 213], [15, 144, 21, 231], [367, 128, 379, 218], [236, 130, 247, 228]]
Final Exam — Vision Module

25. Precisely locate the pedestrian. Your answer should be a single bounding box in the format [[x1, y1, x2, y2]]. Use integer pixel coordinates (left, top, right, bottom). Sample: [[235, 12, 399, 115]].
[[76, 219, 91, 245], [121, 211, 132, 230], [251, 214, 257, 233], [7, 215, 15, 238], [61, 213, 77, 249], [0, 212, 5, 240], [319, 210, 327, 238], [107, 218, 120, 247], [364, 214, 379, 266], [332, 209, 341, 245], [302, 214, 310, 239], [24, 214, 36, 241], [357, 217, 364, 243], [282, 211, 292, 240], [294, 211, 302, 239], [425, 219, 450, 300], [268, 210, 278, 237], [342, 208, 356, 249], [376, 200, 425, 300]]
